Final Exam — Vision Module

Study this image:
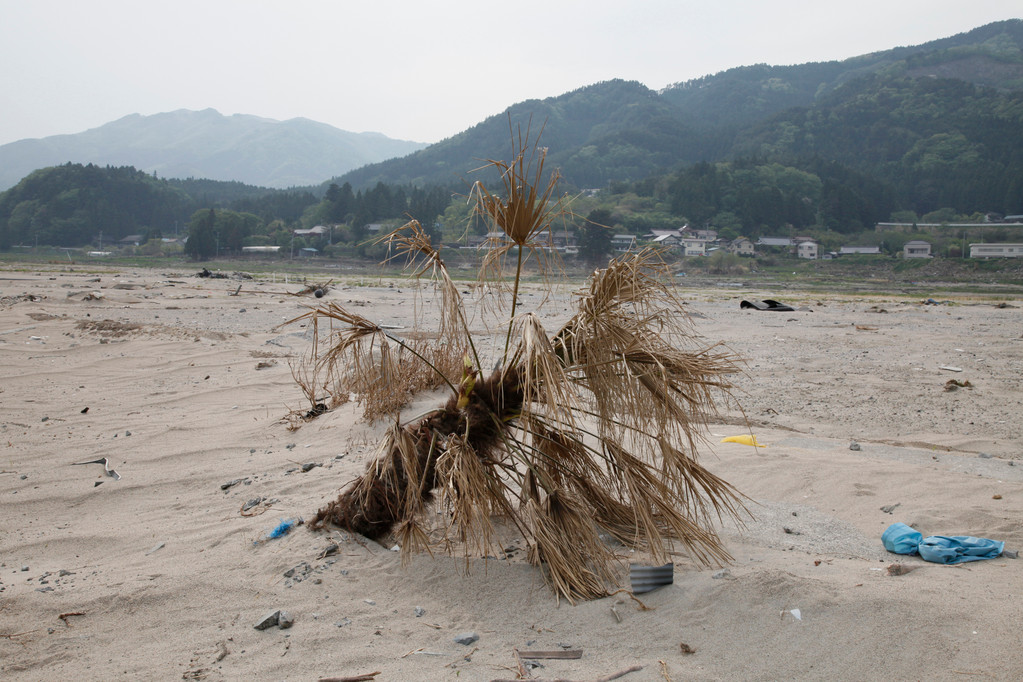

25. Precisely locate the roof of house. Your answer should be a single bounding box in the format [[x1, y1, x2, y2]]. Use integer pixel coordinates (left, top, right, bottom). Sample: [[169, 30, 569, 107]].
[[757, 237, 793, 246]]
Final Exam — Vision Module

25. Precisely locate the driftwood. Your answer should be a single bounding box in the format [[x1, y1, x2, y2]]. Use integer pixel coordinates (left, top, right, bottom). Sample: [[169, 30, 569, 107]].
[[490, 664, 643, 682], [317, 673, 380, 682]]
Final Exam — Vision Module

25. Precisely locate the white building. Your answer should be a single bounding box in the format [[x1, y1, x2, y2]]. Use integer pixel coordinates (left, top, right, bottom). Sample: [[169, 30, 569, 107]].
[[970, 243, 1023, 258], [612, 234, 637, 252], [903, 240, 932, 258], [839, 246, 882, 255], [682, 238, 707, 256]]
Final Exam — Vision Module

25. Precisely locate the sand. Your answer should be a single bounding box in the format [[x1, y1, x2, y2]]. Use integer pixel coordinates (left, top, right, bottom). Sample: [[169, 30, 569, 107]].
[[1, 265, 1021, 681]]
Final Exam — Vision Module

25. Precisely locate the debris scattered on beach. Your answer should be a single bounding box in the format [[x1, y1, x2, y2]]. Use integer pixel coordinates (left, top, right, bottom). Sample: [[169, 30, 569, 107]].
[[630, 563, 674, 593], [316, 672, 380, 682], [944, 379, 973, 391], [887, 563, 916, 576], [741, 299, 796, 312], [71, 457, 120, 480], [253, 609, 293, 630], [720, 434, 764, 447], [255, 518, 303, 544]]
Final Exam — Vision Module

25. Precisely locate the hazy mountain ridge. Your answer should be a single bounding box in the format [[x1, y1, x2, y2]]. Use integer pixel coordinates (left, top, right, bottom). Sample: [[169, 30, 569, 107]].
[[0, 109, 427, 191], [2, 20, 1020, 199]]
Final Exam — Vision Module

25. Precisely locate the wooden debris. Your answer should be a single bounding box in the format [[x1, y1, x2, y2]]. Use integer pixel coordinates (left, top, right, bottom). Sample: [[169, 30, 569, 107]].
[[58, 611, 86, 626], [518, 650, 583, 660], [490, 665, 644, 682], [679, 642, 696, 655], [513, 647, 528, 679], [607, 589, 652, 611], [317, 674, 380, 682]]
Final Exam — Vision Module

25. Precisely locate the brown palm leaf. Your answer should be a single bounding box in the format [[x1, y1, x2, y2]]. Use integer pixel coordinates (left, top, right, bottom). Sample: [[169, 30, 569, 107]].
[[292, 140, 749, 603]]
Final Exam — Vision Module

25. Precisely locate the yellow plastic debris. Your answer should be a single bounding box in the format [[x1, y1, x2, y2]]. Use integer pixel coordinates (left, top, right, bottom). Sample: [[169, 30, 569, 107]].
[[720, 434, 764, 447]]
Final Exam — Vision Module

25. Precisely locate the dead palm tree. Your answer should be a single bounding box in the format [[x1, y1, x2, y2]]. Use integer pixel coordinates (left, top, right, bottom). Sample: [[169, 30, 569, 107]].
[[289, 131, 747, 601]]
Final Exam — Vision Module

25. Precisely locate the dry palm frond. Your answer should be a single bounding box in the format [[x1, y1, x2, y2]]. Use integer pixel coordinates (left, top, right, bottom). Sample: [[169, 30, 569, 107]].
[[470, 120, 571, 348], [291, 138, 749, 603]]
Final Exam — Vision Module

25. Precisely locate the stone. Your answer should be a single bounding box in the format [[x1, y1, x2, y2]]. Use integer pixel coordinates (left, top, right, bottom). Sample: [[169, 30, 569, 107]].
[[254, 610, 281, 630], [849, 442, 861, 451], [454, 632, 479, 646], [414, 606, 426, 618], [277, 611, 294, 629]]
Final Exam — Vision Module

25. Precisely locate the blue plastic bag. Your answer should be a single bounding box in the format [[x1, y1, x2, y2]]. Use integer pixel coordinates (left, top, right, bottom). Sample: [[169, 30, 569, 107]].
[[882, 522, 923, 555], [882, 522, 1004, 564], [918, 534, 1004, 564]]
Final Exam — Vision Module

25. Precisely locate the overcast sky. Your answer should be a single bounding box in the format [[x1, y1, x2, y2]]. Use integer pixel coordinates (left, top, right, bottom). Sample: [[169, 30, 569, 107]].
[[1, 1, 1019, 147]]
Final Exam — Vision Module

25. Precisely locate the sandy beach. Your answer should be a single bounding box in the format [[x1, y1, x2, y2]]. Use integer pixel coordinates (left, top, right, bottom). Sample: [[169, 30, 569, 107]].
[[2, 264, 1021, 681]]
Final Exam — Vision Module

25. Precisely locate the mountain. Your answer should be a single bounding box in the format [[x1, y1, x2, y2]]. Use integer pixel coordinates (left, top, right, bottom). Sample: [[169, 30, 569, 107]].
[[0, 109, 427, 191], [336, 20, 1023, 194]]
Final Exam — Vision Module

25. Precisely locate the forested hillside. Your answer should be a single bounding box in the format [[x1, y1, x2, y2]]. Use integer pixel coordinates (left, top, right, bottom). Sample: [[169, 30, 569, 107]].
[[338, 20, 1023, 219], [2, 20, 1022, 253]]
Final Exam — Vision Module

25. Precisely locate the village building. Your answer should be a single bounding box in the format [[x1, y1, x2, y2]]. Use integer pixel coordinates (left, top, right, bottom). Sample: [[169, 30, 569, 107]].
[[651, 233, 682, 248], [292, 225, 329, 237], [969, 243, 1023, 258], [839, 246, 882, 255], [119, 234, 145, 247], [728, 237, 755, 256], [903, 240, 932, 258], [611, 234, 637, 252], [797, 241, 818, 259], [756, 236, 794, 248], [682, 238, 708, 257]]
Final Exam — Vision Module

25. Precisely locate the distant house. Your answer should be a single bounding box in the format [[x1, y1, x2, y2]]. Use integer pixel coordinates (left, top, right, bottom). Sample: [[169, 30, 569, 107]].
[[646, 228, 684, 241], [729, 237, 755, 256], [970, 243, 1023, 258], [293, 225, 329, 237], [797, 241, 818, 259], [242, 246, 281, 254], [682, 238, 707, 256], [119, 234, 144, 246], [903, 240, 932, 258], [612, 234, 637, 252], [463, 231, 511, 250], [690, 228, 718, 241], [839, 246, 882, 255], [651, 234, 682, 248], [757, 236, 794, 248]]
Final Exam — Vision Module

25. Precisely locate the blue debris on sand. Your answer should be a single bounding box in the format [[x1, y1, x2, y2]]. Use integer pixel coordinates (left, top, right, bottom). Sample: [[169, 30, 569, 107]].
[[882, 522, 1004, 564], [255, 518, 303, 544]]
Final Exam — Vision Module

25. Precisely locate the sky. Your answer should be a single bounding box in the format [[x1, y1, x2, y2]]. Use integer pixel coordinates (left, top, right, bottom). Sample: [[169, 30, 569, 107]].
[[1, 1, 1020, 147]]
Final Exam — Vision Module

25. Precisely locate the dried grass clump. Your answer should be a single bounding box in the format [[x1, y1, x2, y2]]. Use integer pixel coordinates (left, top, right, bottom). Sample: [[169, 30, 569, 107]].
[[289, 130, 748, 602]]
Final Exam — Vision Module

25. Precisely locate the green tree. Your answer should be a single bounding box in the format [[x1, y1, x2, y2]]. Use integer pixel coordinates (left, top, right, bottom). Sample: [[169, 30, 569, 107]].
[[184, 209, 217, 260], [577, 208, 614, 264]]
